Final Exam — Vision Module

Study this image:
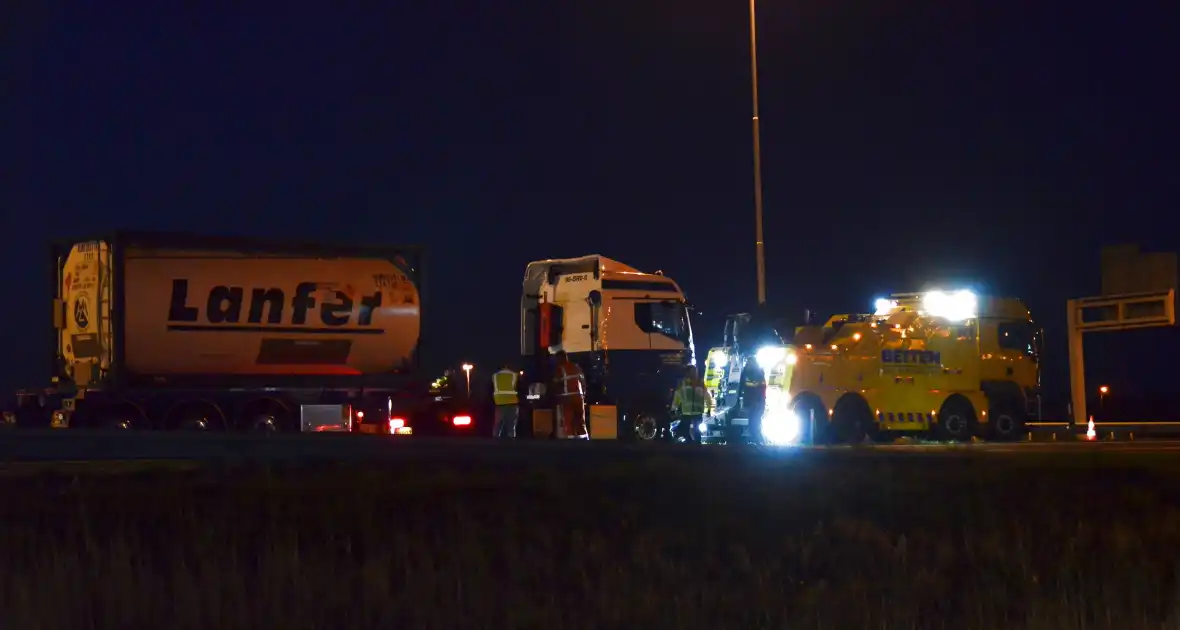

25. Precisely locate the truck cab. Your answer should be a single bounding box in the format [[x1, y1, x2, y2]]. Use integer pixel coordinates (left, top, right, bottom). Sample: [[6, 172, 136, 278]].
[[520, 255, 696, 440]]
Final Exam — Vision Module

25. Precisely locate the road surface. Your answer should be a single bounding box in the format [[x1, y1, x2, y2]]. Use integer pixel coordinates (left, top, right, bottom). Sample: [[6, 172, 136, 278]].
[[2, 429, 1180, 465]]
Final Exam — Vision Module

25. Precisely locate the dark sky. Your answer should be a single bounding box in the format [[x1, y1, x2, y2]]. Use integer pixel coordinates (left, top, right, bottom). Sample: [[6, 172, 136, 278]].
[[4, 3, 1179, 404]]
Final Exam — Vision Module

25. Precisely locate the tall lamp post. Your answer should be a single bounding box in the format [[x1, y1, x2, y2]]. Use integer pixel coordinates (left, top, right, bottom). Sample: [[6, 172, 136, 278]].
[[749, 0, 767, 306], [461, 363, 473, 398]]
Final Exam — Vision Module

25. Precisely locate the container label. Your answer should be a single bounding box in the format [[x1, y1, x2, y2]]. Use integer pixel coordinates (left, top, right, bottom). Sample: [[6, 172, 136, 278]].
[[166, 279, 385, 334]]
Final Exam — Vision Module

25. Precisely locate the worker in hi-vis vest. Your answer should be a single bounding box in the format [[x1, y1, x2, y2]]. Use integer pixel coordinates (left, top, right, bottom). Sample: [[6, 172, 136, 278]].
[[550, 346, 588, 439], [492, 363, 521, 438], [671, 365, 712, 444]]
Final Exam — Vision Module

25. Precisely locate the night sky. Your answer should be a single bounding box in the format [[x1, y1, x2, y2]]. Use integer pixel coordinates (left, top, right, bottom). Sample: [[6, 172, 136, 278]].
[[5, 3, 1179, 406]]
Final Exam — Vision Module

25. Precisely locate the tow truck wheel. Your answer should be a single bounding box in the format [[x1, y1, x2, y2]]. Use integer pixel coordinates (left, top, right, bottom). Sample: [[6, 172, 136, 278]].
[[988, 403, 1024, 442], [832, 395, 872, 445], [790, 397, 828, 446], [937, 396, 977, 442]]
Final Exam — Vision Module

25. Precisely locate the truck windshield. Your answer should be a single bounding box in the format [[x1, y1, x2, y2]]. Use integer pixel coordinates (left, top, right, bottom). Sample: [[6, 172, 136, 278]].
[[635, 301, 691, 344]]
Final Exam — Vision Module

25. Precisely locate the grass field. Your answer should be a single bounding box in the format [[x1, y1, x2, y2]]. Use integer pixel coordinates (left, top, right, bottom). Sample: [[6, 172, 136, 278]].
[[3, 449, 1180, 629]]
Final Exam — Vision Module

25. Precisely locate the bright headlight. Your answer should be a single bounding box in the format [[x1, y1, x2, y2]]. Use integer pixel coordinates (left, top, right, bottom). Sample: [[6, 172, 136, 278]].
[[761, 408, 802, 445], [755, 345, 786, 370]]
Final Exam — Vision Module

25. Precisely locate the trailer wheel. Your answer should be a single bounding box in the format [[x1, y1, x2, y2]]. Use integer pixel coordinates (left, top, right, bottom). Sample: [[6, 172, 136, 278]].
[[176, 413, 210, 431], [94, 405, 144, 430], [97, 415, 135, 430], [248, 412, 281, 433], [240, 399, 292, 433], [167, 401, 225, 431]]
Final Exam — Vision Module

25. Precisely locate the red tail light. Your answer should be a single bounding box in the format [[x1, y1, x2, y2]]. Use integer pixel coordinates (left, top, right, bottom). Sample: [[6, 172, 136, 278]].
[[452, 415, 472, 427], [389, 417, 406, 431]]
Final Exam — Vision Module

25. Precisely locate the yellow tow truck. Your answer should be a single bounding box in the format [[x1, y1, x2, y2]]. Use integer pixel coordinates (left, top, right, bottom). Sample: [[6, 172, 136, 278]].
[[702, 290, 1043, 444]]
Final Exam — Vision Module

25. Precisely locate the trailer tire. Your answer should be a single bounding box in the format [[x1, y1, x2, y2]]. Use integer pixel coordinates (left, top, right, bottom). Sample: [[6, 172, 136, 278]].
[[94, 403, 145, 430], [167, 401, 225, 431], [240, 399, 293, 433], [98, 417, 134, 430]]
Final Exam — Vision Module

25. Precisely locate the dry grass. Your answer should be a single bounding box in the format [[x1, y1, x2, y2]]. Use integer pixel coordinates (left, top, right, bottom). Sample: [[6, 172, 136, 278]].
[[3, 449, 1180, 629]]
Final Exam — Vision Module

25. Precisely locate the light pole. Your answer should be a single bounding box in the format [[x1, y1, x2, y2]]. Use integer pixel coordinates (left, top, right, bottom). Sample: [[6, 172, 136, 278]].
[[749, 0, 767, 306], [461, 363, 473, 397], [1098, 385, 1109, 412]]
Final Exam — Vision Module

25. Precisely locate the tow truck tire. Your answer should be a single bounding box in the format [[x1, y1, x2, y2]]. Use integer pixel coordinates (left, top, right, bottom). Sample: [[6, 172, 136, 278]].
[[832, 394, 872, 445], [936, 395, 977, 442], [790, 396, 828, 445], [987, 402, 1025, 442]]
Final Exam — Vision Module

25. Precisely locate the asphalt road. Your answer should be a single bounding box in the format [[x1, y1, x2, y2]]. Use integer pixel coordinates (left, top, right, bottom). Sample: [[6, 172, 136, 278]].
[[2, 429, 1180, 464]]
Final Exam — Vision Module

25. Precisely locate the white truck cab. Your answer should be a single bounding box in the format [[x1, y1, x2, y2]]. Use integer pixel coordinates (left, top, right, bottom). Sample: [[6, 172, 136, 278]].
[[520, 255, 695, 440]]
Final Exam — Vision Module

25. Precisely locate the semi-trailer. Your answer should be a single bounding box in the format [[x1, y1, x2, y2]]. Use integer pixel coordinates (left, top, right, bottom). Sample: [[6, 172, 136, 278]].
[[4, 232, 471, 435]]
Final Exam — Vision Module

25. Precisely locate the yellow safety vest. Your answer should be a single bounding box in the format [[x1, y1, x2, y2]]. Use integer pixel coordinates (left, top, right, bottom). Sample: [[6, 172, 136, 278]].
[[493, 370, 519, 406], [673, 379, 708, 415]]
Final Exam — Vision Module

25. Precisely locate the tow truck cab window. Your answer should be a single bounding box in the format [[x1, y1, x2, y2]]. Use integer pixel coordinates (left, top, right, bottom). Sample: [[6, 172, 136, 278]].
[[635, 301, 690, 343], [998, 321, 1041, 362]]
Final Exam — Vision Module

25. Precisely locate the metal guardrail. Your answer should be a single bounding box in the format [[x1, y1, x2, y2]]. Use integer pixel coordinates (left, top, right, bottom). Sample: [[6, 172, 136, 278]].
[[1025, 420, 1180, 441]]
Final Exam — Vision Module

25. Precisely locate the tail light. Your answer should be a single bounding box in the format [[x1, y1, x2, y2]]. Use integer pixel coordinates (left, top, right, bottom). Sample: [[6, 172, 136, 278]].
[[356, 410, 365, 420], [452, 415, 472, 427], [389, 417, 406, 431]]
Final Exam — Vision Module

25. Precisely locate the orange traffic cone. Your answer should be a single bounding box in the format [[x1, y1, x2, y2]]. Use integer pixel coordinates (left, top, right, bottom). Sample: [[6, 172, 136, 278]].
[[1086, 416, 1096, 441]]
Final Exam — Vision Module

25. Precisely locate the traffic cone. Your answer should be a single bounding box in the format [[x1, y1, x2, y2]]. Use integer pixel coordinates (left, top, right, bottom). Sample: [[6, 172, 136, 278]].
[[1086, 416, 1096, 441]]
